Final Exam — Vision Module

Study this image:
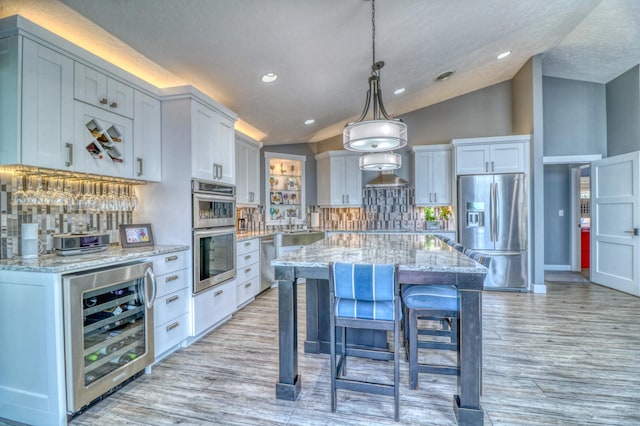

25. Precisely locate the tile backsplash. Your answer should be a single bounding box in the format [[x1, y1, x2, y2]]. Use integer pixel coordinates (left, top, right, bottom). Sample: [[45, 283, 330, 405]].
[[0, 171, 133, 259]]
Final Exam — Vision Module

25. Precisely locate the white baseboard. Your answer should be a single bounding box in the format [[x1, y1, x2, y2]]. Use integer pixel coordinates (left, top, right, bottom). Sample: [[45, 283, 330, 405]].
[[530, 282, 547, 293], [544, 264, 571, 271]]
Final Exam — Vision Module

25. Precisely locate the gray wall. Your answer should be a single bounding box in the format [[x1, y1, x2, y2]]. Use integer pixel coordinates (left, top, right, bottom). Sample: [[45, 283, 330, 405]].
[[543, 165, 571, 266], [606, 65, 640, 156], [262, 143, 318, 206], [400, 81, 513, 146], [543, 77, 607, 156]]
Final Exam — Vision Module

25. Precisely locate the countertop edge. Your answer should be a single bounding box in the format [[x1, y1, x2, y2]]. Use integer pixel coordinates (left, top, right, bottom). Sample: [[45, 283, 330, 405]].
[[0, 245, 189, 273]]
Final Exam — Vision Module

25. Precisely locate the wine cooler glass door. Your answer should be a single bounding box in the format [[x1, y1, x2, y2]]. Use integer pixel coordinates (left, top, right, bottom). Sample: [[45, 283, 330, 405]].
[[63, 261, 155, 414]]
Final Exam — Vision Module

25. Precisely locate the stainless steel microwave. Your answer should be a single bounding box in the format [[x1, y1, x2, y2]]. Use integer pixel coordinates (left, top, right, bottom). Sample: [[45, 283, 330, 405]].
[[192, 180, 236, 229]]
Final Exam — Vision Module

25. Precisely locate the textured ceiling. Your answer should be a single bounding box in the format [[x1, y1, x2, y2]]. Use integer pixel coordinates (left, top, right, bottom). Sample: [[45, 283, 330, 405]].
[[2, 0, 638, 144]]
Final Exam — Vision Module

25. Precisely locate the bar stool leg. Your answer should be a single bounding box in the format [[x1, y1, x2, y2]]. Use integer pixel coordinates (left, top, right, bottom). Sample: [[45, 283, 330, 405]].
[[409, 309, 419, 390]]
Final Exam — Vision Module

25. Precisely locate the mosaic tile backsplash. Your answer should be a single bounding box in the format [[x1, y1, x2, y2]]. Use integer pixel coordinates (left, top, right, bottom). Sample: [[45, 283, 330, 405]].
[[0, 171, 133, 259]]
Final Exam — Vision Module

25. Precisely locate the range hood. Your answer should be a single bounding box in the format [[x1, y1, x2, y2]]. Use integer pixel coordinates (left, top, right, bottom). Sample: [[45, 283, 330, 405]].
[[365, 171, 409, 187]]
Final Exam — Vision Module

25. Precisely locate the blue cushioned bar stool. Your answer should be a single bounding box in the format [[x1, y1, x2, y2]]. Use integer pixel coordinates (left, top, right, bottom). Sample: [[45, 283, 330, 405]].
[[329, 262, 401, 421], [402, 285, 460, 390]]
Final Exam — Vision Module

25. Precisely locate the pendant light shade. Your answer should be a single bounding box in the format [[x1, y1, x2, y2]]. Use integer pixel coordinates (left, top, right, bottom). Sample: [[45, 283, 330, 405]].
[[343, 0, 407, 152], [359, 151, 402, 171], [345, 120, 407, 152]]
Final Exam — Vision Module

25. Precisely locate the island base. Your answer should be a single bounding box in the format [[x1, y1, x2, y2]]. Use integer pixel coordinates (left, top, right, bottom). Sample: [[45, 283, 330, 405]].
[[453, 395, 484, 425], [276, 374, 301, 401]]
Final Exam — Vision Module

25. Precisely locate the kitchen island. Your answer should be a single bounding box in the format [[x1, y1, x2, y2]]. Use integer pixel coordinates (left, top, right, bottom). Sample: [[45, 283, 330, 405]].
[[272, 233, 486, 425]]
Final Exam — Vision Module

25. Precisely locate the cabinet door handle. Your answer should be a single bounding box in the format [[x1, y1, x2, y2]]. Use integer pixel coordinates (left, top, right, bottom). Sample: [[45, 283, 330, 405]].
[[244, 255, 252, 260], [346, 194, 349, 203], [429, 193, 432, 202], [214, 289, 223, 297], [99, 97, 108, 105], [166, 295, 179, 304], [491, 161, 495, 172], [136, 157, 143, 177], [434, 193, 437, 203], [485, 161, 489, 172], [218, 164, 223, 179], [244, 267, 252, 274], [165, 275, 179, 283], [244, 282, 252, 288], [109, 101, 118, 108], [166, 322, 179, 332], [165, 255, 178, 262], [65, 142, 73, 167], [244, 242, 251, 247]]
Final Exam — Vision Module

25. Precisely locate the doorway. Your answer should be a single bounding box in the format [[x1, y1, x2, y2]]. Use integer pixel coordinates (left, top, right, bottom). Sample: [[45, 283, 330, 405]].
[[571, 165, 591, 274]]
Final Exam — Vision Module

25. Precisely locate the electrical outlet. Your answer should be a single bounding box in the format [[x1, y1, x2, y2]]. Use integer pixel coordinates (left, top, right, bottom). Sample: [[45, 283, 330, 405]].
[[559, 209, 564, 217]]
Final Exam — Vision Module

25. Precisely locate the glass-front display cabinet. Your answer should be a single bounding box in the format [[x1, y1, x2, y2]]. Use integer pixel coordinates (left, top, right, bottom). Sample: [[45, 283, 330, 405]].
[[265, 152, 306, 225]]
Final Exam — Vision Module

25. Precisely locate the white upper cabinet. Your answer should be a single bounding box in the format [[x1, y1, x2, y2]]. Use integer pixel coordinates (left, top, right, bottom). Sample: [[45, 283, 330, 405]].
[[191, 100, 236, 184], [0, 36, 75, 170], [453, 135, 530, 175], [74, 62, 134, 118], [316, 151, 362, 207], [413, 145, 452, 206], [235, 133, 261, 206], [133, 90, 162, 182]]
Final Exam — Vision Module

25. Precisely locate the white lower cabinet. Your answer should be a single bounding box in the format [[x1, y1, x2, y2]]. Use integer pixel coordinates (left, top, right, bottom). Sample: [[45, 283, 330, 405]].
[[236, 238, 260, 308], [192, 279, 236, 337], [147, 251, 190, 360]]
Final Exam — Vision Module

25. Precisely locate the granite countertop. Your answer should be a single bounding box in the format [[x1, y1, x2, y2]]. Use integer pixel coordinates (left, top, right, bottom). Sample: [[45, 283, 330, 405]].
[[0, 245, 189, 273], [272, 233, 484, 274], [235, 228, 456, 241]]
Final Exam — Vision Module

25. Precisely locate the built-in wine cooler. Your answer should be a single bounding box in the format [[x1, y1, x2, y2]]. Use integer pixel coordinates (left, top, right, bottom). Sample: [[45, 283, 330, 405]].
[[63, 262, 156, 415]]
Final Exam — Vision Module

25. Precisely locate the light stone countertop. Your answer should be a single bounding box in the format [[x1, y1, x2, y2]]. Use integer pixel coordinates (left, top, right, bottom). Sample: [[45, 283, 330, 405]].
[[272, 232, 484, 273], [235, 228, 456, 242], [0, 245, 189, 273]]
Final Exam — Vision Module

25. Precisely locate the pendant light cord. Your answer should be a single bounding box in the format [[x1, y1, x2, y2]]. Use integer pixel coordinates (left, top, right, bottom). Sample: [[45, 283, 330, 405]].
[[371, 0, 376, 74]]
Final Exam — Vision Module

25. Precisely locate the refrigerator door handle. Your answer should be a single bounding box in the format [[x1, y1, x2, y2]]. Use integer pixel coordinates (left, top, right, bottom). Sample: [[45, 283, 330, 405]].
[[493, 182, 499, 241], [489, 182, 494, 242]]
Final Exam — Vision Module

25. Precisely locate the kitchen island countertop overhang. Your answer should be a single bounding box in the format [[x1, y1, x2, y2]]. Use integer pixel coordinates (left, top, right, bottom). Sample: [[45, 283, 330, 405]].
[[272, 233, 486, 425]]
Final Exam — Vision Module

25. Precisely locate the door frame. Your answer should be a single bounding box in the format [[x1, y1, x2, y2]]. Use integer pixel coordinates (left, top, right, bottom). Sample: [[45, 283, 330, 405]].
[[543, 155, 601, 272]]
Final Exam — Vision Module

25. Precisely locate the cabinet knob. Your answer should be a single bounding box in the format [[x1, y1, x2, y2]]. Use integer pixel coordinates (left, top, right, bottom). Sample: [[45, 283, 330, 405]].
[[109, 101, 118, 108], [165, 255, 178, 262], [244, 282, 252, 288], [99, 98, 108, 105], [244, 267, 252, 274], [165, 275, 179, 283]]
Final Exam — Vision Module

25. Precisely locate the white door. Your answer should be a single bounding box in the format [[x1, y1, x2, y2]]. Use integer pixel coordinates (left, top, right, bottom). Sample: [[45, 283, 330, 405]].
[[591, 152, 640, 296]]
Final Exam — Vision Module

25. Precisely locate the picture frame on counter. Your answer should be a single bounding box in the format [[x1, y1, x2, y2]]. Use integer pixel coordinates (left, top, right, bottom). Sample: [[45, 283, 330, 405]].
[[119, 223, 155, 248]]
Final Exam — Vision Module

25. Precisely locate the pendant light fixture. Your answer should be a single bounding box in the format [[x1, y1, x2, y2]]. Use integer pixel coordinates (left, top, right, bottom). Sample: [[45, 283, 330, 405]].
[[343, 0, 407, 152], [359, 151, 402, 170]]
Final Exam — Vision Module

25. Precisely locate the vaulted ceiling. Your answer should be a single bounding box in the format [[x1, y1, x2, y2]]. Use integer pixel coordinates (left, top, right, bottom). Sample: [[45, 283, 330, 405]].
[[3, 0, 639, 144]]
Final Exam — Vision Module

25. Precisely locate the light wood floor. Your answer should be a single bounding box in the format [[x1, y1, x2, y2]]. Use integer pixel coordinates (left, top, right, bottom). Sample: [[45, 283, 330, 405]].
[[65, 281, 640, 426]]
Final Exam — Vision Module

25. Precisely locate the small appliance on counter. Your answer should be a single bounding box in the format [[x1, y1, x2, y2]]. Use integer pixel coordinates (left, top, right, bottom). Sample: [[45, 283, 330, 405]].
[[53, 233, 110, 256]]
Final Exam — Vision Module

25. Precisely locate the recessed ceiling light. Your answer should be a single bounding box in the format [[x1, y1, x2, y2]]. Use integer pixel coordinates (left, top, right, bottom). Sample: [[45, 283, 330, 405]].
[[393, 88, 406, 95], [304, 119, 315, 125], [497, 50, 512, 60], [434, 70, 455, 82], [261, 72, 278, 83]]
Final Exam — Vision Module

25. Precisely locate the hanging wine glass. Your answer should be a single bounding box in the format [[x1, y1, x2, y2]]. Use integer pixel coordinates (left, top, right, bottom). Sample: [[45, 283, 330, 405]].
[[11, 175, 27, 206], [35, 175, 49, 205], [23, 175, 38, 205], [128, 185, 139, 211], [50, 177, 65, 207]]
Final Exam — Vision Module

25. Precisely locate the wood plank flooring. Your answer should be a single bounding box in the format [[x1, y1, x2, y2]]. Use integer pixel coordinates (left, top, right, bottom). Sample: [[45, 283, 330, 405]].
[[64, 281, 640, 425]]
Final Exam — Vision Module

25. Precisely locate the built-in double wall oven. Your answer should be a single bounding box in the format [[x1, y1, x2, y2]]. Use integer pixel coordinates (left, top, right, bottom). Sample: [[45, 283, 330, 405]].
[[192, 179, 237, 294]]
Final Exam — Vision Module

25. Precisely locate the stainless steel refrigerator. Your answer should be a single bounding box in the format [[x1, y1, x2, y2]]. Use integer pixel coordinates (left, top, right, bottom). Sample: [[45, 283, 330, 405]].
[[458, 173, 528, 290]]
